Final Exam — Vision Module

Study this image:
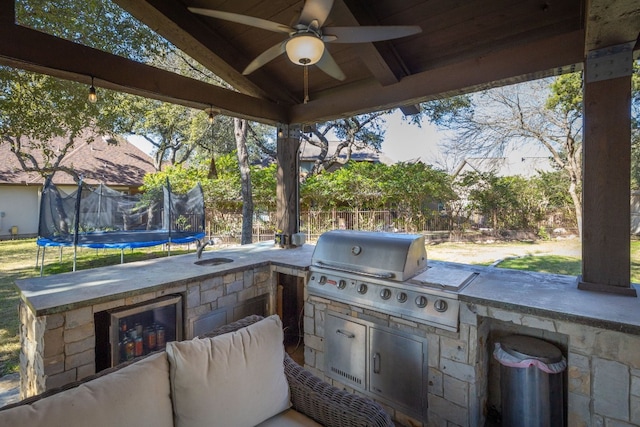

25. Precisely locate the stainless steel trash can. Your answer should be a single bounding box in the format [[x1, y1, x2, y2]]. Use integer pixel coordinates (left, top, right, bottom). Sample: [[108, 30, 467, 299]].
[[494, 335, 566, 427]]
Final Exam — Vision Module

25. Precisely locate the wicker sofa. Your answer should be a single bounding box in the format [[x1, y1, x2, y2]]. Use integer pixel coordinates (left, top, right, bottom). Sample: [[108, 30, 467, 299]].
[[0, 314, 393, 427]]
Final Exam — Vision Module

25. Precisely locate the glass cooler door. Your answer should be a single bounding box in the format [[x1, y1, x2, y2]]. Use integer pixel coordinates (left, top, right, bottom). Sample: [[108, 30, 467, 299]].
[[110, 295, 182, 366]]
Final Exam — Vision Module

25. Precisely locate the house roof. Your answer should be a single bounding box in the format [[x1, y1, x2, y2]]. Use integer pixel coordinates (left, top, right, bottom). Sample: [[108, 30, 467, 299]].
[[299, 140, 394, 165], [0, 130, 155, 187], [453, 157, 556, 179]]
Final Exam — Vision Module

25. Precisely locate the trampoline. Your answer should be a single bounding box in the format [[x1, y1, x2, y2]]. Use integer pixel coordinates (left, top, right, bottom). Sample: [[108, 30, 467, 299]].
[[36, 178, 205, 274]]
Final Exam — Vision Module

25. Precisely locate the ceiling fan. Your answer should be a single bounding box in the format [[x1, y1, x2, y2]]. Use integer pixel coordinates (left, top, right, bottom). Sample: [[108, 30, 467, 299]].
[[188, 0, 422, 81]]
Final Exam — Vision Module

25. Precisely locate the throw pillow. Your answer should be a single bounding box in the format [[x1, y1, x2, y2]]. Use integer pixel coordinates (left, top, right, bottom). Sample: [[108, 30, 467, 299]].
[[166, 315, 291, 427]]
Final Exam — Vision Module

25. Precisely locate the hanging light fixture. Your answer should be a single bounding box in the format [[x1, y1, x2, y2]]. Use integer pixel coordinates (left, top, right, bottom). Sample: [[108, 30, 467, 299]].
[[207, 105, 216, 124], [88, 76, 97, 103], [285, 33, 324, 66]]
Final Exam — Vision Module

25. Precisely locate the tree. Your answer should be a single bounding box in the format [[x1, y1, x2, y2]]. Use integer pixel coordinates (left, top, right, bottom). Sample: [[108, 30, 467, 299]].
[[380, 162, 456, 231], [440, 77, 584, 235], [628, 64, 640, 188], [0, 68, 132, 181], [298, 93, 472, 180], [301, 112, 389, 178], [1, 0, 171, 181], [234, 119, 253, 244], [459, 171, 546, 232]]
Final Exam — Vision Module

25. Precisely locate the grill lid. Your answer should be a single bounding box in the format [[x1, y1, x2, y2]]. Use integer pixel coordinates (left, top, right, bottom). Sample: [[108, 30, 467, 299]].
[[311, 230, 427, 281]]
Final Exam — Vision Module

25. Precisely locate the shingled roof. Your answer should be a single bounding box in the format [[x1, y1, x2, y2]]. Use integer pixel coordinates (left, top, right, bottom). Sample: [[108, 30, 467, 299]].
[[0, 130, 155, 187]]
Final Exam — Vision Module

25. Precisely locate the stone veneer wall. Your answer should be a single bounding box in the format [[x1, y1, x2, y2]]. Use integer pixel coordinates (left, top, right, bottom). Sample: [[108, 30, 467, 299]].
[[472, 303, 640, 427], [19, 265, 274, 400], [305, 296, 640, 427]]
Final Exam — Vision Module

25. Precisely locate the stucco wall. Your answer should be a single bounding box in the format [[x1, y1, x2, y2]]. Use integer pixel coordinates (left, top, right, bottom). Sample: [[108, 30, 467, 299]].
[[0, 185, 40, 238]]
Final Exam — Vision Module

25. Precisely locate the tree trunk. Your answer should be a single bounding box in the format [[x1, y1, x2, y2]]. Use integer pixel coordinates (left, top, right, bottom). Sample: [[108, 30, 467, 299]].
[[207, 156, 218, 179], [234, 118, 253, 244], [568, 175, 582, 238]]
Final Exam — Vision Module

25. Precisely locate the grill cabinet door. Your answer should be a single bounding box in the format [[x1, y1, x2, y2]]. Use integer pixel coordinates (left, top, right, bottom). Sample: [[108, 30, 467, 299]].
[[325, 314, 367, 389], [369, 327, 425, 413]]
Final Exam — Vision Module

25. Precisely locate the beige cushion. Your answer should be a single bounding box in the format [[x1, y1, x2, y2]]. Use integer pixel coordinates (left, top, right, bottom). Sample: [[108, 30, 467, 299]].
[[256, 409, 323, 427], [167, 315, 291, 427], [0, 352, 173, 427]]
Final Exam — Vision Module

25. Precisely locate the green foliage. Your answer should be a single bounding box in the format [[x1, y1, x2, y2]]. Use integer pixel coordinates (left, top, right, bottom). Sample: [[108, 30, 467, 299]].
[[142, 163, 206, 194], [301, 162, 383, 210], [546, 73, 583, 114], [300, 160, 456, 231], [417, 95, 473, 126], [198, 153, 242, 213], [460, 171, 547, 231], [250, 163, 278, 212], [381, 162, 456, 210], [537, 226, 550, 240], [17, 0, 171, 62]]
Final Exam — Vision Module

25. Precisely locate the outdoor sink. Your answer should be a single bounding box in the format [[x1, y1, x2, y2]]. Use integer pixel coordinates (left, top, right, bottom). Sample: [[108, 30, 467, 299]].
[[194, 257, 234, 266]]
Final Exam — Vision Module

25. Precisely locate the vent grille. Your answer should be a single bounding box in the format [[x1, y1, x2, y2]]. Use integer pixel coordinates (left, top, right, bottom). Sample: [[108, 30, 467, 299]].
[[331, 366, 362, 385]]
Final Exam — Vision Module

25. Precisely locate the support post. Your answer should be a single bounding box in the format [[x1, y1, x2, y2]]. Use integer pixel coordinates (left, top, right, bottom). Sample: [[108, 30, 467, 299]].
[[276, 124, 301, 248], [579, 43, 636, 296], [0, 0, 14, 25]]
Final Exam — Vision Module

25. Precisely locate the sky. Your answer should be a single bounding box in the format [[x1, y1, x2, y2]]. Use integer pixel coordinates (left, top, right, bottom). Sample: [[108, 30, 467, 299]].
[[126, 110, 448, 165], [127, 108, 547, 174], [380, 110, 447, 165]]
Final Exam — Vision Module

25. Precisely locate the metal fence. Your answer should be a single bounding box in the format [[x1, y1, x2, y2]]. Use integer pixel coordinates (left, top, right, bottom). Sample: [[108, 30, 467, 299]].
[[206, 209, 469, 244]]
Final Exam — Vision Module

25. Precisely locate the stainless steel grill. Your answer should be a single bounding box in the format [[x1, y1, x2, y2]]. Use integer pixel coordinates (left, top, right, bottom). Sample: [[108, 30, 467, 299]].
[[308, 230, 476, 331]]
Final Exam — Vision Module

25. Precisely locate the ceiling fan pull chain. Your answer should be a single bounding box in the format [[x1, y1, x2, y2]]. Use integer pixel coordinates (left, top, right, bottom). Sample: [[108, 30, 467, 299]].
[[304, 65, 310, 104]]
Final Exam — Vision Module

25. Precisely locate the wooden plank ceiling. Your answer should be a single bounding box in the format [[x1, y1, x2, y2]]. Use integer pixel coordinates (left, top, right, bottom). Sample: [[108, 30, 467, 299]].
[[0, 0, 638, 125]]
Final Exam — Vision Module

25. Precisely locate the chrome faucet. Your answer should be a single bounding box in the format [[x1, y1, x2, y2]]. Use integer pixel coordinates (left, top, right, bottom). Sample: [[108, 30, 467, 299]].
[[196, 239, 215, 259]]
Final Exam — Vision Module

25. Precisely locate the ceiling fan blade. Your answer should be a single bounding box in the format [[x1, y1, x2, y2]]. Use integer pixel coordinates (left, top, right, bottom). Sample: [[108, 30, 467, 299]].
[[324, 26, 422, 43], [298, 0, 334, 28], [315, 50, 345, 81], [242, 42, 287, 75], [188, 8, 292, 34]]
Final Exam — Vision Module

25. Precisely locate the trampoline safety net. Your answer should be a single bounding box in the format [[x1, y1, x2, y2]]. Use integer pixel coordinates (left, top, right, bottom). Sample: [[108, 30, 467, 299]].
[[37, 180, 206, 249]]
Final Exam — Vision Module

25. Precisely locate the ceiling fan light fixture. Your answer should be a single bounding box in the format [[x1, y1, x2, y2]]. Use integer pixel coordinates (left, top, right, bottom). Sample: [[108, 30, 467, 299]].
[[285, 33, 324, 66]]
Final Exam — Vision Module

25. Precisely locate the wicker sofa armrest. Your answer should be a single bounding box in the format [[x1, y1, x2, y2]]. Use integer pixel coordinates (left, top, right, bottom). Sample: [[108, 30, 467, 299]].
[[203, 315, 393, 427], [284, 354, 394, 427]]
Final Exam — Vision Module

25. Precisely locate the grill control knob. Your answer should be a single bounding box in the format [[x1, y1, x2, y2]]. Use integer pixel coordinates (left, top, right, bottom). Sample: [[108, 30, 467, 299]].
[[357, 283, 368, 294], [397, 292, 408, 303], [434, 299, 448, 312], [415, 295, 428, 308], [319, 276, 327, 285], [380, 288, 392, 300], [338, 279, 347, 289]]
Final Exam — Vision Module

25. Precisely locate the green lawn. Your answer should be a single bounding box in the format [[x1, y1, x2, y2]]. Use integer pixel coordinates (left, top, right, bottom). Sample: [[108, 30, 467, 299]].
[[496, 255, 581, 275], [494, 240, 640, 282]]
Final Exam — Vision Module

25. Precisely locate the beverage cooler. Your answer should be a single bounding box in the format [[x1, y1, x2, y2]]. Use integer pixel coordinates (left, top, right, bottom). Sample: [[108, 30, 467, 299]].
[[106, 295, 183, 367]]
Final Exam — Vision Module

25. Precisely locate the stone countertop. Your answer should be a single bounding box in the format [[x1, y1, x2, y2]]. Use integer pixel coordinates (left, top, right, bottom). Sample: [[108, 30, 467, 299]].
[[426, 260, 640, 335], [16, 242, 640, 334], [16, 242, 315, 317]]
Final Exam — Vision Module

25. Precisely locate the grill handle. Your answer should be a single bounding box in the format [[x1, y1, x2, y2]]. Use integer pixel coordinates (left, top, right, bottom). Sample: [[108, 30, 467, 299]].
[[312, 261, 395, 279]]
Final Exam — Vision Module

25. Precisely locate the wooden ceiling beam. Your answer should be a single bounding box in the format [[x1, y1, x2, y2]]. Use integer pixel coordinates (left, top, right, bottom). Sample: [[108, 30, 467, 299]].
[[0, 24, 288, 124], [584, 0, 640, 51], [0, 0, 14, 25], [289, 30, 586, 124], [113, 0, 297, 104], [339, 0, 422, 116], [332, 0, 406, 86]]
